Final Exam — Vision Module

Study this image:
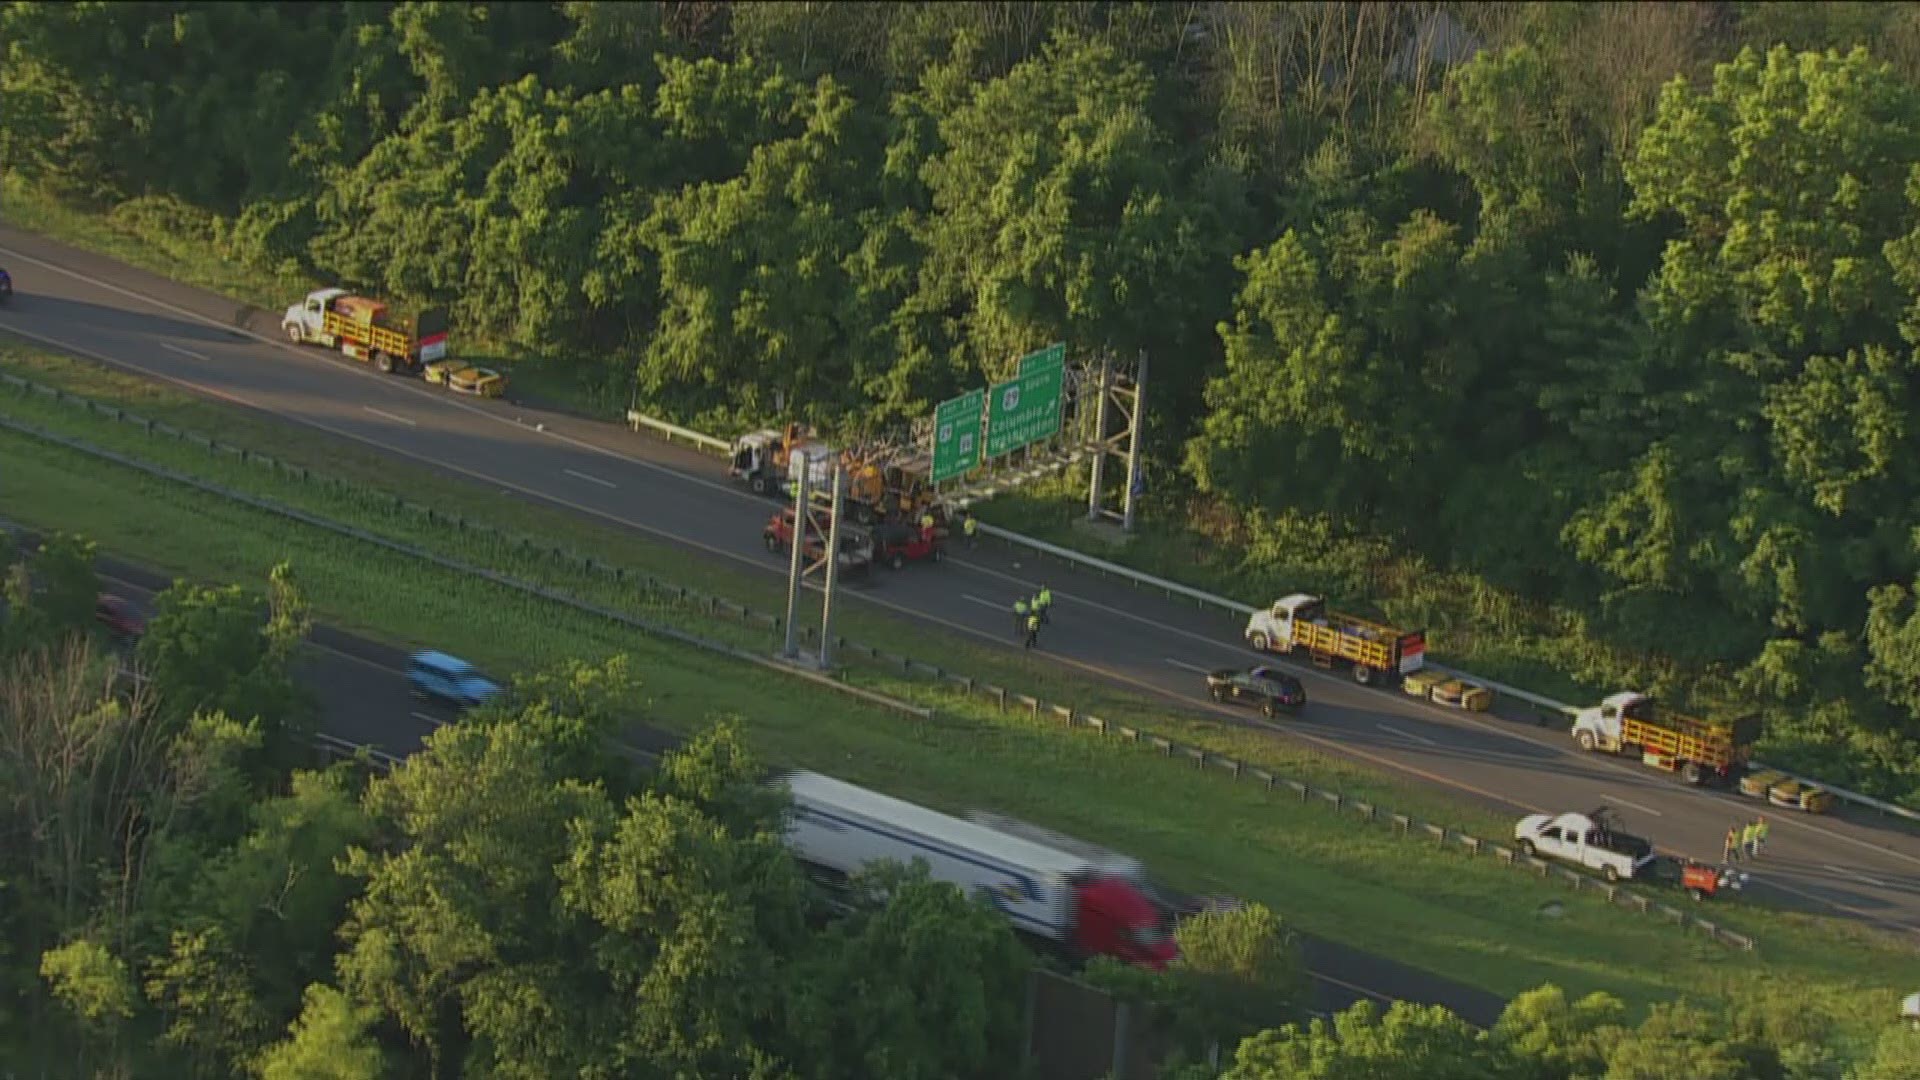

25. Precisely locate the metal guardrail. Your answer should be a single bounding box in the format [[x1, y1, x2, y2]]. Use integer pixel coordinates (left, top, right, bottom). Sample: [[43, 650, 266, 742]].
[[609, 403, 1917, 826], [1, 383, 1758, 949], [626, 409, 731, 456]]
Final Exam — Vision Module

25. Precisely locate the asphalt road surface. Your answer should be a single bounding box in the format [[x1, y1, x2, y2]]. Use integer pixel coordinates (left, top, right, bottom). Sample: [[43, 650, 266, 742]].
[[56, 547, 1504, 1026], [4, 227, 1920, 944]]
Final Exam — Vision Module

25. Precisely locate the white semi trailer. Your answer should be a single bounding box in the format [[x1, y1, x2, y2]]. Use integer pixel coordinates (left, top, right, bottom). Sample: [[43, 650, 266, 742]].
[[778, 770, 1177, 969]]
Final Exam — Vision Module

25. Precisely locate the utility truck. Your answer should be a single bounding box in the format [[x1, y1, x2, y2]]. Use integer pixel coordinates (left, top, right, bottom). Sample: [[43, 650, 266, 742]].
[[1244, 593, 1427, 685], [1571, 692, 1759, 786], [282, 288, 448, 374], [779, 770, 1178, 970], [730, 424, 838, 496], [1514, 808, 1657, 883]]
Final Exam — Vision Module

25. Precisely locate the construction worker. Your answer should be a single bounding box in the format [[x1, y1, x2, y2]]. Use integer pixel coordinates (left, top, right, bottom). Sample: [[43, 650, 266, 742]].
[[920, 508, 937, 537], [1034, 584, 1053, 624], [1024, 608, 1041, 650], [1723, 825, 1741, 863], [1013, 597, 1029, 638], [962, 509, 978, 549], [1755, 816, 1769, 856], [1740, 820, 1759, 860]]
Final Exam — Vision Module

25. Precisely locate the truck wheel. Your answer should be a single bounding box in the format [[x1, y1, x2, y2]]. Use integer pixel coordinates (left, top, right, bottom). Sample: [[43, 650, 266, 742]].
[[1602, 865, 1620, 883], [763, 534, 780, 553], [890, 553, 905, 571], [375, 351, 394, 373], [1249, 632, 1270, 652], [1262, 700, 1278, 719], [1688, 887, 1707, 902], [1353, 665, 1376, 686], [1518, 839, 1536, 857], [1210, 687, 1226, 703], [931, 546, 943, 563], [1575, 731, 1597, 752], [284, 323, 302, 344], [1681, 762, 1704, 785], [750, 475, 770, 495]]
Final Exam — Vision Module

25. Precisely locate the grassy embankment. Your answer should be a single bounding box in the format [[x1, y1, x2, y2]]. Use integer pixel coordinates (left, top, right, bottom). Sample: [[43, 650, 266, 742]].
[[0, 346, 1910, 1042]]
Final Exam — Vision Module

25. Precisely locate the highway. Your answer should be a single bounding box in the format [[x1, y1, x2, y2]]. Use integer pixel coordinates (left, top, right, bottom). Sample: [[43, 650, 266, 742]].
[[4, 226, 1920, 942], [67, 548, 1504, 1026]]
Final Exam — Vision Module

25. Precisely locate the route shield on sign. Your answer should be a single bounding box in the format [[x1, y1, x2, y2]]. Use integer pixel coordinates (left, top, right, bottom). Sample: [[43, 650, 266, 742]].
[[930, 388, 984, 483], [985, 345, 1065, 457]]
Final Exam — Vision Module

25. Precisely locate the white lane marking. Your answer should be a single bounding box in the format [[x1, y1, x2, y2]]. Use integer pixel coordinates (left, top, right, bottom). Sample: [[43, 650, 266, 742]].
[[563, 468, 616, 489], [1602, 793, 1664, 817], [161, 342, 208, 362], [960, 594, 1006, 610], [1376, 723, 1437, 748], [410, 711, 446, 727], [1312, 971, 1395, 1003], [362, 406, 416, 427], [1164, 658, 1214, 674], [1825, 864, 1887, 889], [13, 252, 1920, 896]]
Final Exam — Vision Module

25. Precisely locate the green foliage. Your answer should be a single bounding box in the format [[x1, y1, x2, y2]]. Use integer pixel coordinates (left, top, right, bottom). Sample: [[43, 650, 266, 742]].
[[786, 861, 1029, 1080], [135, 564, 314, 760], [254, 983, 389, 1080]]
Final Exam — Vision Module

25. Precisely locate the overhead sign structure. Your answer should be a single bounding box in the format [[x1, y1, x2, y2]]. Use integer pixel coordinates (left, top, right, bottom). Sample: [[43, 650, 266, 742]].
[[930, 388, 985, 484], [986, 343, 1066, 458]]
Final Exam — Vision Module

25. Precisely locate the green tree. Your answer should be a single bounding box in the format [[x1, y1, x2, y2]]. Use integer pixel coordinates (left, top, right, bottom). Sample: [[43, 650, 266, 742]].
[[254, 984, 389, 1080], [135, 565, 312, 755], [785, 862, 1028, 1080], [1491, 984, 1628, 1080], [1224, 999, 1503, 1080]]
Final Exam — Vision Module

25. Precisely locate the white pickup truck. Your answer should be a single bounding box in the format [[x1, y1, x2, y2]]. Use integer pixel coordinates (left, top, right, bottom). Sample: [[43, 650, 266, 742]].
[[1513, 809, 1657, 883]]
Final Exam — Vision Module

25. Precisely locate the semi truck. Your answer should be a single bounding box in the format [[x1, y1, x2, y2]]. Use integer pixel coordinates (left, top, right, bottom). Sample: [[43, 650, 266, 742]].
[[1244, 593, 1427, 685], [282, 288, 449, 374], [732, 427, 944, 526], [779, 770, 1178, 970], [1514, 808, 1657, 883], [1571, 692, 1759, 786]]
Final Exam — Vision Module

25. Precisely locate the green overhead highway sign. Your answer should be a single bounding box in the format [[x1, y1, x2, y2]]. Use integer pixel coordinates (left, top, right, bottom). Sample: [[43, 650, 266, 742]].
[[985, 344, 1065, 457], [930, 388, 985, 483]]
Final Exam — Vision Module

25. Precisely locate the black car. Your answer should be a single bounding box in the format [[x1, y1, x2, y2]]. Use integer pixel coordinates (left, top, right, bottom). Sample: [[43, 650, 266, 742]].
[[0, 266, 12, 303], [1205, 666, 1307, 717]]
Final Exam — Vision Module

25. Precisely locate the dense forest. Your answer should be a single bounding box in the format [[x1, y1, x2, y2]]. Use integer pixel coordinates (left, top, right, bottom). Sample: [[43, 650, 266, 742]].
[[11, 1, 1920, 798], [6, 534, 1920, 1078]]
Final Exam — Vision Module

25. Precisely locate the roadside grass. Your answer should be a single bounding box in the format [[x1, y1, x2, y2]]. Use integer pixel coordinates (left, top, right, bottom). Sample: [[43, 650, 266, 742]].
[[0, 340, 1513, 829], [0, 411, 1913, 1040]]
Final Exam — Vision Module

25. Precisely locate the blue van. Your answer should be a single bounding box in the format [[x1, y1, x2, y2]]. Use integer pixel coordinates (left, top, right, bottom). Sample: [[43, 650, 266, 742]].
[[407, 650, 504, 709]]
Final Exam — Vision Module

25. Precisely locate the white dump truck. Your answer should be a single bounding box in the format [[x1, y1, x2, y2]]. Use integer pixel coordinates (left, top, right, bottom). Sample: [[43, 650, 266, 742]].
[[1513, 808, 1657, 882]]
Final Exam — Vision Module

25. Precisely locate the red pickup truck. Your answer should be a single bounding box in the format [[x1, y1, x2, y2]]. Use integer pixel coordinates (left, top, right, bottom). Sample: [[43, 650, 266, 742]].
[[873, 522, 943, 570]]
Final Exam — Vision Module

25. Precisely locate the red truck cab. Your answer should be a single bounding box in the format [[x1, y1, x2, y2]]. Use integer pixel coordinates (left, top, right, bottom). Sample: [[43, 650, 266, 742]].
[[1071, 875, 1179, 970], [873, 521, 944, 570]]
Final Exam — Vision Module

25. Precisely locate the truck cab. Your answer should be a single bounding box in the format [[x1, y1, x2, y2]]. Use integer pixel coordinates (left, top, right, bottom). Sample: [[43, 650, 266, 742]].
[[1514, 809, 1656, 882], [284, 288, 351, 346], [1571, 691, 1651, 751]]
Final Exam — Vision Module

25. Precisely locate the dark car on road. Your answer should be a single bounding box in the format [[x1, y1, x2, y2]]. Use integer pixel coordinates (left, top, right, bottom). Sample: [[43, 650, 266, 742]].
[[1205, 666, 1307, 718], [94, 594, 145, 641], [0, 266, 12, 303]]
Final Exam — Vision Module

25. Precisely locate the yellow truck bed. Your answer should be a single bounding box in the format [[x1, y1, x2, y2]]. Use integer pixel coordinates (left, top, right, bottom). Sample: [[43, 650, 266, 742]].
[[323, 309, 412, 356]]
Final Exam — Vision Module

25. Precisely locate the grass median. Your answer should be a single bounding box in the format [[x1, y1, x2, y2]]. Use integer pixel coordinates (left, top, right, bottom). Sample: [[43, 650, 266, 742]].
[[0, 384, 1912, 1038]]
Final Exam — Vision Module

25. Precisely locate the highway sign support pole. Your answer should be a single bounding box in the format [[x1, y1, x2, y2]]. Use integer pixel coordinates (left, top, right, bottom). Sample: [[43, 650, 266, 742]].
[[1122, 350, 1147, 533], [782, 468, 813, 659], [818, 467, 846, 669], [1086, 352, 1112, 521]]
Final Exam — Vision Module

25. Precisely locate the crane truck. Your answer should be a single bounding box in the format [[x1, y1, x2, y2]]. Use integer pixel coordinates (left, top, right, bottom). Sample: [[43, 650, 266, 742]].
[[1244, 593, 1427, 686], [282, 288, 449, 374], [1571, 692, 1759, 786], [779, 770, 1178, 970]]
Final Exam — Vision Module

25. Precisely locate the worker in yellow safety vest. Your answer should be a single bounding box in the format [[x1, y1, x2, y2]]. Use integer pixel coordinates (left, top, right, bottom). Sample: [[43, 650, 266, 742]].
[[1033, 585, 1053, 624], [1012, 598, 1029, 639], [1024, 610, 1041, 650], [961, 510, 978, 548]]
